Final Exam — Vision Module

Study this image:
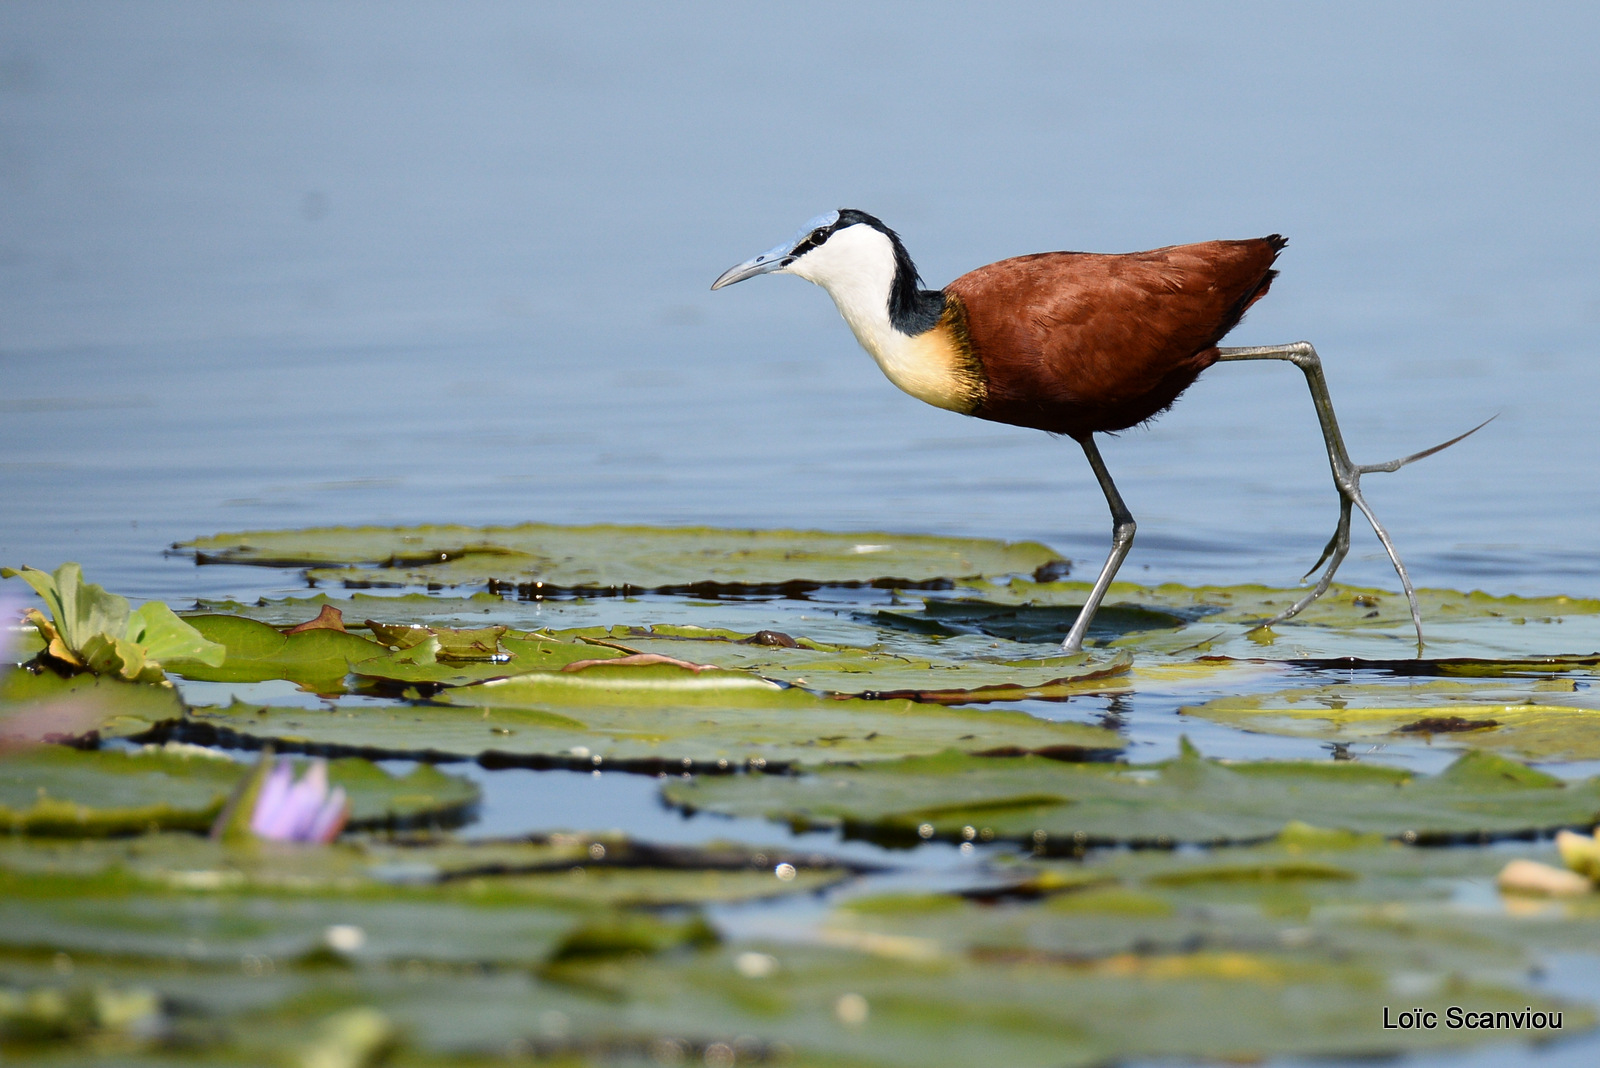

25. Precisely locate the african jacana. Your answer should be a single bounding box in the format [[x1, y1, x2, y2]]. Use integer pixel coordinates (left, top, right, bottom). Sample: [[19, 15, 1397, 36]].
[[712, 209, 1484, 653]]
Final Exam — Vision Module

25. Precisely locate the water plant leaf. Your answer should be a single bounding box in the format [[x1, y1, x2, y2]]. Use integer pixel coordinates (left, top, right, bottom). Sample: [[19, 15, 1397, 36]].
[[349, 632, 624, 688], [169, 614, 390, 690], [0, 745, 478, 836], [551, 624, 1131, 703], [2, 564, 224, 682], [181, 523, 1065, 592], [663, 745, 1600, 846], [962, 578, 1600, 659], [116, 663, 1122, 772], [1, 667, 186, 745], [0, 832, 849, 911], [541, 939, 1580, 1067], [1182, 683, 1600, 762], [0, 829, 1587, 1065]]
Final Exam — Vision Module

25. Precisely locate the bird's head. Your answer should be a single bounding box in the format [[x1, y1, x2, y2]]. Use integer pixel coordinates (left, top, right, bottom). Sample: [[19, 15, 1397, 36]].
[[711, 209, 936, 337]]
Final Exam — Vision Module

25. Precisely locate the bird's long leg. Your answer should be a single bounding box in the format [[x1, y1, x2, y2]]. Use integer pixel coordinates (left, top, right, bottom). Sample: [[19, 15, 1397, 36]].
[[1215, 342, 1490, 653], [1061, 434, 1136, 654]]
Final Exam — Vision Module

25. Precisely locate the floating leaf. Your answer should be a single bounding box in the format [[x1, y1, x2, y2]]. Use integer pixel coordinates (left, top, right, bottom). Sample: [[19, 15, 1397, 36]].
[[120, 672, 1122, 773], [554, 624, 1131, 703], [1, 667, 185, 746], [181, 523, 1065, 592], [964, 578, 1600, 659], [0, 832, 850, 911], [1182, 680, 1600, 762], [664, 745, 1600, 846], [170, 614, 390, 691], [0, 745, 477, 836]]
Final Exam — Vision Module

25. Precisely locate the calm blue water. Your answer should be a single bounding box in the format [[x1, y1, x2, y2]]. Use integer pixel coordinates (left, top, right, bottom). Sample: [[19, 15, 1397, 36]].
[[2, 2, 1597, 608], [3, 6, 1600, 1062]]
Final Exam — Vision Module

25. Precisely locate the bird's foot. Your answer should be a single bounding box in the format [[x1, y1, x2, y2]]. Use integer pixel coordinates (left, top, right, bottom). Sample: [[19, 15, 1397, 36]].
[[1255, 416, 1495, 652]]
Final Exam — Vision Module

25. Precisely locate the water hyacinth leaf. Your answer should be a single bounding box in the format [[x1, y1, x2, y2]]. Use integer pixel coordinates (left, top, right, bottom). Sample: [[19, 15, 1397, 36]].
[[0, 745, 478, 836], [550, 624, 1131, 702], [1182, 682, 1600, 762], [2, 564, 224, 681], [123, 601, 227, 668], [663, 745, 1600, 846], [182, 523, 1065, 591], [2, 563, 130, 662]]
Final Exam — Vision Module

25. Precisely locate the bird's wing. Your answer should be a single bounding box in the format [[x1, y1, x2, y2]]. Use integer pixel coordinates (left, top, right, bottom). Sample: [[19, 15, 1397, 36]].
[[948, 239, 1282, 435]]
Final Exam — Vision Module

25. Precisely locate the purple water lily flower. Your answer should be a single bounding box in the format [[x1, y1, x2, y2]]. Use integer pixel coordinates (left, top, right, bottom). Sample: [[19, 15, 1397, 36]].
[[250, 757, 349, 843]]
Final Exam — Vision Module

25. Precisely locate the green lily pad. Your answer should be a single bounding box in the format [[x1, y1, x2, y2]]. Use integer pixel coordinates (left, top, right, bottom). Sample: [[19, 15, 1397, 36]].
[[1, 667, 186, 745], [166, 614, 390, 691], [120, 668, 1123, 772], [962, 578, 1600, 659], [0, 828, 1588, 1066], [0, 832, 848, 913], [542, 938, 1580, 1067], [1183, 680, 1600, 762], [664, 743, 1600, 846], [553, 624, 1132, 703], [0, 745, 478, 836], [191, 591, 516, 629], [181, 523, 1065, 592], [168, 613, 655, 692], [349, 632, 625, 689]]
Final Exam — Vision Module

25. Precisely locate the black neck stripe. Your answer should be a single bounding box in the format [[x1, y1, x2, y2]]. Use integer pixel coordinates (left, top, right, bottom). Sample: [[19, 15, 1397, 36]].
[[833, 209, 946, 335]]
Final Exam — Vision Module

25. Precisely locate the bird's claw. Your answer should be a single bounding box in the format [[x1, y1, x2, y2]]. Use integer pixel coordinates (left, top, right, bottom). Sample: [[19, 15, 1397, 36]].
[[1260, 416, 1495, 652]]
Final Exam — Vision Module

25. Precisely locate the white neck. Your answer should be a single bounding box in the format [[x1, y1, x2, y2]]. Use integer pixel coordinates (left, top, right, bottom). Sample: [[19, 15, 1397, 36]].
[[786, 224, 902, 355], [784, 225, 969, 413]]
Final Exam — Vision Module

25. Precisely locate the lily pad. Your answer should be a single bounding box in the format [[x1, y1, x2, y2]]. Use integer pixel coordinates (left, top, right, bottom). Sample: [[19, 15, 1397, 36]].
[[554, 624, 1132, 703], [664, 743, 1600, 846], [167, 614, 390, 691], [1183, 681, 1600, 762], [0, 828, 1587, 1066], [181, 523, 1065, 592], [1, 667, 186, 745], [963, 578, 1600, 659], [0, 832, 848, 912], [121, 665, 1123, 772], [0, 745, 478, 836], [541, 938, 1580, 1067]]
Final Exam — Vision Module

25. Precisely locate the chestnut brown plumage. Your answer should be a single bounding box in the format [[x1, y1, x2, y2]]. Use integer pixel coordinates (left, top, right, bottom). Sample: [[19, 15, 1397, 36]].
[[949, 237, 1285, 437], [712, 210, 1484, 654]]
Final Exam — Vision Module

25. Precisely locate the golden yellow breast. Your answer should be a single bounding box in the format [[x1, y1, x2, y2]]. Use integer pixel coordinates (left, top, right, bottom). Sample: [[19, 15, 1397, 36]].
[[862, 314, 986, 415]]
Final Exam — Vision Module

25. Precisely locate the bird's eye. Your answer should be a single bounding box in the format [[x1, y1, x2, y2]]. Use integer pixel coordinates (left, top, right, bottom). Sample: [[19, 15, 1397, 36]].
[[811, 229, 828, 244]]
